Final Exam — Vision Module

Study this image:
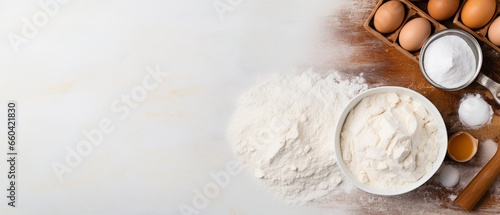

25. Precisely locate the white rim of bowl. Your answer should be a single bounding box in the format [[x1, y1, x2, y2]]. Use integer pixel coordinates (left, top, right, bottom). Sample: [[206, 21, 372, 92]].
[[334, 86, 448, 195]]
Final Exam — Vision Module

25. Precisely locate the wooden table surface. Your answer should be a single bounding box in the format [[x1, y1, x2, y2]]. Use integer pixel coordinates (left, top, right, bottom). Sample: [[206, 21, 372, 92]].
[[318, 0, 500, 213]]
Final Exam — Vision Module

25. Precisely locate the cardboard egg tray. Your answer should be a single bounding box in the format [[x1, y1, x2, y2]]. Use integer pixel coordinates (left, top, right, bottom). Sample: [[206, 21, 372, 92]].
[[363, 0, 447, 63], [453, 0, 500, 52]]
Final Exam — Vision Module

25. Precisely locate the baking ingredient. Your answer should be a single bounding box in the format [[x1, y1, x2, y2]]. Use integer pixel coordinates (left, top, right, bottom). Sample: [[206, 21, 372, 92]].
[[458, 94, 493, 129], [374, 1, 405, 34], [428, 0, 460, 21], [477, 139, 498, 163], [398, 18, 431, 51], [448, 131, 478, 162], [340, 92, 440, 188], [229, 70, 367, 204], [488, 16, 500, 46], [423, 35, 476, 89], [449, 194, 458, 201], [439, 165, 460, 188], [461, 0, 497, 29]]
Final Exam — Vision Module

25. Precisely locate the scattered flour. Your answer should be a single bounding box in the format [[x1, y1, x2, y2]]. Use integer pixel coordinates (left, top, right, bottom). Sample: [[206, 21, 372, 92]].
[[448, 194, 457, 201], [341, 93, 440, 188], [228, 69, 367, 204], [477, 139, 498, 163], [439, 165, 460, 188]]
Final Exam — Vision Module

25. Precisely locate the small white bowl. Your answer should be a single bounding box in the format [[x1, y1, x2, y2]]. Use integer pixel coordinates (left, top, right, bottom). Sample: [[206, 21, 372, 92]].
[[334, 86, 448, 195]]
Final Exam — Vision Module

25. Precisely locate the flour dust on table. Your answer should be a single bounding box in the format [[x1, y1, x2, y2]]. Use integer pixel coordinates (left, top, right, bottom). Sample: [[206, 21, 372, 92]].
[[227, 69, 367, 204]]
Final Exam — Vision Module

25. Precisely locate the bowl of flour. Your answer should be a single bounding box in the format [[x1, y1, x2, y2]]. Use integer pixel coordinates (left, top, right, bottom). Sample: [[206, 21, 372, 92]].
[[334, 86, 447, 195]]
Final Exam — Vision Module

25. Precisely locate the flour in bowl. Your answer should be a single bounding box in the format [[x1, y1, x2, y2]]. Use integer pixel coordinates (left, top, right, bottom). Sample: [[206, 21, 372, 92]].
[[340, 92, 440, 188]]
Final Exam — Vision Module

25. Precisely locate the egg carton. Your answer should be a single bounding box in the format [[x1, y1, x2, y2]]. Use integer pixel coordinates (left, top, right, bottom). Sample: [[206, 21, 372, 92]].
[[364, 0, 447, 63], [452, 0, 500, 52]]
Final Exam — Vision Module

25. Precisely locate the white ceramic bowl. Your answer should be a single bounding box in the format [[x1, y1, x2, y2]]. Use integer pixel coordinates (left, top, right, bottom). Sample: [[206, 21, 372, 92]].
[[334, 86, 447, 195]]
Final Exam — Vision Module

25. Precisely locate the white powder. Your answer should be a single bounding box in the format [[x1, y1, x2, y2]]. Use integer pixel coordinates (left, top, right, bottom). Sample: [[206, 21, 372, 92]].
[[423, 35, 476, 89], [458, 94, 493, 129], [449, 194, 457, 201], [228, 69, 367, 204], [439, 165, 460, 188], [477, 139, 498, 163], [341, 93, 440, 188]]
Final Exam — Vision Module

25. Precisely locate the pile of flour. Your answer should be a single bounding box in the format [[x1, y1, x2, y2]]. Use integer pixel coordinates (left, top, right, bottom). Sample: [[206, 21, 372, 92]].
[[458, 94, 493, 129], [227, 69, 367, 204]]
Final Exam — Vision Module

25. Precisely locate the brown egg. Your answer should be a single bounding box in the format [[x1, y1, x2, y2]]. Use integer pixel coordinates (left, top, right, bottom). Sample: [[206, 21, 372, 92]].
[[374, 1, 405, 34], [398, 18, 431, 51], [461, 0, 497, 29], [488, 16, 500, 46], [428, 0, 460, 21]]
